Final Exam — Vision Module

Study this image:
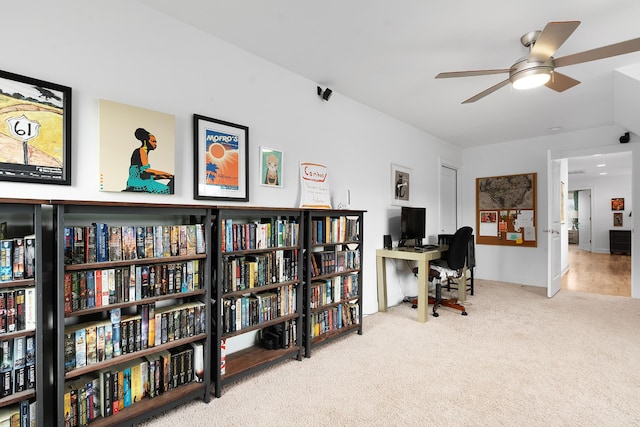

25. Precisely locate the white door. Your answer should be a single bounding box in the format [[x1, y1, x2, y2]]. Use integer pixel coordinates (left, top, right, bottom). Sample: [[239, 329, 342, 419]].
[[440, 165, 457, 234], [548, 158, 562, 297], [578, 190, 592, 252]]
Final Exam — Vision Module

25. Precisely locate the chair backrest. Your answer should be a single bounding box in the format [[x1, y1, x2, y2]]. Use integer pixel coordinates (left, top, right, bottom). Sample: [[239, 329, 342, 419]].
[[446, 226, 473, 270], [467, 234, 476, 269]]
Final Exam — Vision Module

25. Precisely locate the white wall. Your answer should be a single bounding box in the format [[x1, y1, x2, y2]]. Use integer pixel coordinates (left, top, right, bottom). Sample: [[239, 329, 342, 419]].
[[1, 1, 462, 314], [463, 126, 639, 298]]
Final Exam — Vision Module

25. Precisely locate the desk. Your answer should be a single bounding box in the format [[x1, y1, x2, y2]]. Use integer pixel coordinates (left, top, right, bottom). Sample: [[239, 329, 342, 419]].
[[376, 246, 467, 322]]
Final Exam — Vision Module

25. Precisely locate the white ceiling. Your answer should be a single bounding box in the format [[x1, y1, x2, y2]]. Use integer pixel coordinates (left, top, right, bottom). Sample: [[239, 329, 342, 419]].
[[139, 0, 640, 152]]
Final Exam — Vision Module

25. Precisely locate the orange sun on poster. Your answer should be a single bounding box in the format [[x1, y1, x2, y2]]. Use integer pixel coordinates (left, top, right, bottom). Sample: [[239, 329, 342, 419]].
[[206, 142, 239, 186]]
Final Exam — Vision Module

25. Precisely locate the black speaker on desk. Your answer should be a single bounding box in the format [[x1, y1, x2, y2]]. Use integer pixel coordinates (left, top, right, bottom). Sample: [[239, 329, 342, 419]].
[[383, 234, 392, 249]]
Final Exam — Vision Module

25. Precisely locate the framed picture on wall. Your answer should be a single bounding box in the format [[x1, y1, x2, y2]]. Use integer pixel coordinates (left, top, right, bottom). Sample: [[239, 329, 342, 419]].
[[0, 69, 72, 185], [193, 114, 249, 201], [259, 146, 283, 188], [611, 198, 625, 211], [614, 212, 623, 226], [100, 99, 175, 194], [391, 163, 412, 206]]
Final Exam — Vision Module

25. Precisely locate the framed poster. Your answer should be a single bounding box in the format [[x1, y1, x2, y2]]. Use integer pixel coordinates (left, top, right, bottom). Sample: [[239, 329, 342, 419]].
[[100, 100, 175, 194], [614, 212, 623, 226], [193, 114, 249, 201], [391, 163, 412, 206], [260, 146, 283, 188], [0, 69, 71, 185], [611, 198, 624, 211]]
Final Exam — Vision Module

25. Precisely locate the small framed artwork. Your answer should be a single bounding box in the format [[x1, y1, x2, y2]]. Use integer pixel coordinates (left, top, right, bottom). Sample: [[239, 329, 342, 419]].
[[193, 114, 249, 201], [259, 146, 283, 188], [391, 163, 412, 206], [0, 69, 72, 185], [614, 212, 623, 227], [611, 198, 625, 211]]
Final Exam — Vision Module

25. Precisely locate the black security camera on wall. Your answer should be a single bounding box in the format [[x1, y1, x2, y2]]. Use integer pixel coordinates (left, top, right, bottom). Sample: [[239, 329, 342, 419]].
[[619, 132, 630, 143], [317, 86, 332, 101]]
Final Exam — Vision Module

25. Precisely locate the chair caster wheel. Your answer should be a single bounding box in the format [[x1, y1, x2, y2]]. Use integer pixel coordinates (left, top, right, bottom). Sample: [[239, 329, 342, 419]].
[[433, 312, 439, 317], [411, 304, 417, 309], [461, 311, 467, 316]]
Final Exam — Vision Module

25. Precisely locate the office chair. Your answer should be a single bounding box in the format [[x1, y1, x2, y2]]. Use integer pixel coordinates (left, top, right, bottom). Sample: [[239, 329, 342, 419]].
[[429, 226, 473, 317], [439, 233, 475, 296]]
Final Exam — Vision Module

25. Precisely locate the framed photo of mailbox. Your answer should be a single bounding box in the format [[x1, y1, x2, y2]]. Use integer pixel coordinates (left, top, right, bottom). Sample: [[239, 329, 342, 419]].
[[193, 114, 249, 201], [0, 69, 72, 185]]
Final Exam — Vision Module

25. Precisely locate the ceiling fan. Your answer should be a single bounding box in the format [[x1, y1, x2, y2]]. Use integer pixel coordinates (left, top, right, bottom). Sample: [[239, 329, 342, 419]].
[[436, 21, 640, 103]]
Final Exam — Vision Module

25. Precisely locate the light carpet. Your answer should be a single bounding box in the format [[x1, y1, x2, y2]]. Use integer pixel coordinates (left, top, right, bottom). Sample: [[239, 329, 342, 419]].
[[137, 279, 640, 426]]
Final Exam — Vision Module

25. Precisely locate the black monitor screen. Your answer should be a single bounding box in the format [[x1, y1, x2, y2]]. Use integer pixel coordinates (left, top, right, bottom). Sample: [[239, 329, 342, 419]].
[[400, 206, 426, 243]]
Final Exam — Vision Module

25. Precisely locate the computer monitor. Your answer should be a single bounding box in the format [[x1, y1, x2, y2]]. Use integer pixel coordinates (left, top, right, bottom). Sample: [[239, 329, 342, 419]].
[[400, 206, 426, 246]]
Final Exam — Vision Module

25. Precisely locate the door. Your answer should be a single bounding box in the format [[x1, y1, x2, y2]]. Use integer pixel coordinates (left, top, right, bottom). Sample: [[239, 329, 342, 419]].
[[578, 190, 592, 252], [548, 158, 562, 297], [440, 165, 457, 234]]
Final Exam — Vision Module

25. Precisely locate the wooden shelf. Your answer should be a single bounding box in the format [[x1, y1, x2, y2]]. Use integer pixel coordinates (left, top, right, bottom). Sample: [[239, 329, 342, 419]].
[[222, 345, 301, 383], [87, 382, 206, 427]]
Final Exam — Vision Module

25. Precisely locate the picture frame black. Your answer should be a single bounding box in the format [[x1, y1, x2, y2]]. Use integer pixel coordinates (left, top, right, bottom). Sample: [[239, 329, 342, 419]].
[[193, 114, 249, 201], [0, 69, 72, 185]]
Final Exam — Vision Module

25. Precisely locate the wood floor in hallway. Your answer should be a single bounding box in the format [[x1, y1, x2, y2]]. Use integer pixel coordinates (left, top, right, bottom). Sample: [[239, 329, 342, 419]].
[[562, 244, 631, 297]]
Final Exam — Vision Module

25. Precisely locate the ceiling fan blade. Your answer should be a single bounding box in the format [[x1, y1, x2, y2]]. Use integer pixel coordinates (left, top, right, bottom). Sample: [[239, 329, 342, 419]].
[[436, 69, 509, 79], [529, 21, 581, 63], [462, 79, 510, 104], [545, 71, 580, 92], [555, 37, 640, 68]]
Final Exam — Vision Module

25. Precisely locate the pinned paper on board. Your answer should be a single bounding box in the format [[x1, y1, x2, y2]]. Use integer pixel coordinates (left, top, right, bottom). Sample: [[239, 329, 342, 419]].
[[506, 232, 522, 243]]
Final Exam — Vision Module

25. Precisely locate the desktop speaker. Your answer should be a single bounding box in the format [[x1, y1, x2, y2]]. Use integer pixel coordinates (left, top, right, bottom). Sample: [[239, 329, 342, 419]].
[[383, 235, 392, 249]]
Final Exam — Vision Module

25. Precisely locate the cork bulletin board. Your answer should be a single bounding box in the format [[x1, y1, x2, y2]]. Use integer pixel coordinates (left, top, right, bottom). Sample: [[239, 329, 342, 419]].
[[476, 172, 537, 247]]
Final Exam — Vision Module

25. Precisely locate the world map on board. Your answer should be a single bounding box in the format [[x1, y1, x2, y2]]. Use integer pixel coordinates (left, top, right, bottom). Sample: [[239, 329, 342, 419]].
[[477, 173, 535, 210]]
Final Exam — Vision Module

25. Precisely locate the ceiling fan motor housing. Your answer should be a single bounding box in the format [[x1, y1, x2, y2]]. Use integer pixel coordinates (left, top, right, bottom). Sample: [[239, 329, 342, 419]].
[[509, 57, 555, 86]]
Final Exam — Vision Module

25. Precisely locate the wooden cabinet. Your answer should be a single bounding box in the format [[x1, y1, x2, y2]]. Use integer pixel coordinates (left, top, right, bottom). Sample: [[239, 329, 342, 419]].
[[211, 207, 303, 397], [0, 198, 47, 426], [568, 229, 578, 245], [609, 230, 631, 255], [303, 210, 364, 357], [52, 201, 211, 426]]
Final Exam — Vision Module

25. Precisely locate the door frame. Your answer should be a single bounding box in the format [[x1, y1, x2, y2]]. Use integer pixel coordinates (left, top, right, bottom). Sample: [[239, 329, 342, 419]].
[[438, 157, 462, 235]]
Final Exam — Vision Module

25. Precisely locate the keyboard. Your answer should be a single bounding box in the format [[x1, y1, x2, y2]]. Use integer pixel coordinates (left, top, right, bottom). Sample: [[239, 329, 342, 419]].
[[414, 244, 438, 251]]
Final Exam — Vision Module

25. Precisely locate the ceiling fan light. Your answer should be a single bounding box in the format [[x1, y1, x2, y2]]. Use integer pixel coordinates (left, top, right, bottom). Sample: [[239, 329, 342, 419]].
[[512, 70, 551, 90]]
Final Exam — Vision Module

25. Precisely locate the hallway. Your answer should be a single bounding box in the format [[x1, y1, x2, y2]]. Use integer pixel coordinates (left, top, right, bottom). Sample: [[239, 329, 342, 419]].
[[562, 244, 631, 297]]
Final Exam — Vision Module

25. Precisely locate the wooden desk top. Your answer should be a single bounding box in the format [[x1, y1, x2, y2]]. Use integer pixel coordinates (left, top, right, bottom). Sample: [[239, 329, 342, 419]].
[[376, 246, 447, 261]]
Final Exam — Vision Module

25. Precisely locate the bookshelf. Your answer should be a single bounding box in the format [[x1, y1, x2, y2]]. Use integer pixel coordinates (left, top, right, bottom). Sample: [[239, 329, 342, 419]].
[[303, 209, 364, 357], [211, 207, 303, 397], [52, 200, 211, 426], [0, 198, 46, 427]]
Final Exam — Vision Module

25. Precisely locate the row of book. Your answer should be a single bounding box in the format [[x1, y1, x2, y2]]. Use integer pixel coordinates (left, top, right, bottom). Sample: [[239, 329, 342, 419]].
[[1, 335, 36, 399], [0, 236, 36, 282], [63, 260, 202, 314], [64, 302, 206, 373], [221, 284, 297, 334], [309, 215, 360, 245], [221, 249, 298, 293], [308, 249, 360, 277], [308, 273, 360, 309], [308, 303, 360, 338], [63, 223, 206, 265], [220, 217, 299, 253], [0, 399, 34, 427], [63, 342, 202, 427], [0, 288, 36, 334]]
